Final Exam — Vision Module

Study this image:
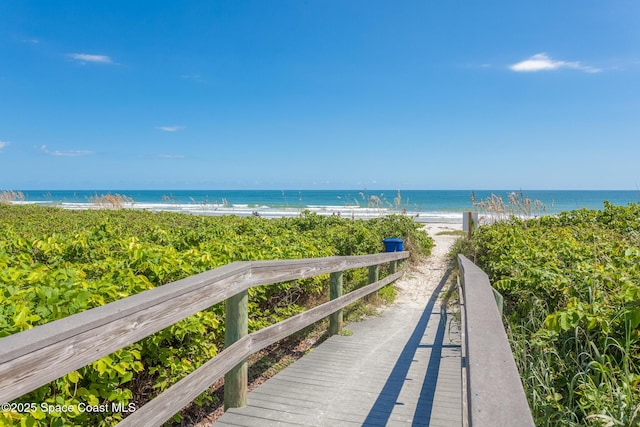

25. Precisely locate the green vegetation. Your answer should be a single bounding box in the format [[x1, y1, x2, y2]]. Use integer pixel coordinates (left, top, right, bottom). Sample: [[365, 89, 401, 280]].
[[459, 202, 640, 426], [0, 204, 433, 426]]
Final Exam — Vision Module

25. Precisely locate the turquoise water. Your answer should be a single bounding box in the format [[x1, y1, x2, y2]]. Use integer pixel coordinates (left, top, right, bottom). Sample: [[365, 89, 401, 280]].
[[11, 189, 639, 223]]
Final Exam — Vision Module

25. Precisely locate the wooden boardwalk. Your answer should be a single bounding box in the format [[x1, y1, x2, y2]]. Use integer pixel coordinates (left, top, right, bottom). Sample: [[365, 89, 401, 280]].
[[215, 274, 462, 426]]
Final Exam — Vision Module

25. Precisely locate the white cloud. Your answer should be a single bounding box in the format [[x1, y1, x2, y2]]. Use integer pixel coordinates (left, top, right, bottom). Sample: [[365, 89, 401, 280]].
[[509, 53, 601, 73], [40, 145, 95, 157], [68, 53, 114, 64], [156, 126, 185, 132], [0, 141, 9, 151]]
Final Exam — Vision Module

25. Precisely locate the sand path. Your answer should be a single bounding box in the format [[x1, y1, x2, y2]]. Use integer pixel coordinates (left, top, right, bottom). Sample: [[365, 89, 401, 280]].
[[394, 222, 462, 307]]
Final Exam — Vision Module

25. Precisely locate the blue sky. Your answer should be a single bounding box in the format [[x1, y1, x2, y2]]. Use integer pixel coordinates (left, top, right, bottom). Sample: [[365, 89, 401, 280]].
[[1, 1, 639, 190]]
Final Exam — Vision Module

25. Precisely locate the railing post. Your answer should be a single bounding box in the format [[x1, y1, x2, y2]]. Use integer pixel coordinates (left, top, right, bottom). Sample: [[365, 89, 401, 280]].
[[365, 265, 380, 302], [224, 290, 248, 410], [389, 259, 397, 274], [329, 271, 343, 335]]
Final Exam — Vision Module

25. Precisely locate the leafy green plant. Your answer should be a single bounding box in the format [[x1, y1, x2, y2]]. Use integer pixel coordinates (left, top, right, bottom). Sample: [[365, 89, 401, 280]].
[[0, 204, 433, 426], [459, 202, 640, 426]]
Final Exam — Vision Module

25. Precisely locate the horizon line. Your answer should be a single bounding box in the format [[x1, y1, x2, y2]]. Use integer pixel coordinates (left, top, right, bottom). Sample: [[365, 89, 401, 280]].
[[4, 188, 639, 193]]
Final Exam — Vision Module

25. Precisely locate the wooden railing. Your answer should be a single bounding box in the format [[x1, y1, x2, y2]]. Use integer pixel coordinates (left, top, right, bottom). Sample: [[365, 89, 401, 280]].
[[0, 251, 409, 426], [457, 254, 534, 427]]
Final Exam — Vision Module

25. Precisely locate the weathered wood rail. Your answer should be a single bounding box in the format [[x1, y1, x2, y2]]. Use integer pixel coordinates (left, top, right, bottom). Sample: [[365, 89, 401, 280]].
[[0, 251, 409, 426], [457, 254, 534, 426]]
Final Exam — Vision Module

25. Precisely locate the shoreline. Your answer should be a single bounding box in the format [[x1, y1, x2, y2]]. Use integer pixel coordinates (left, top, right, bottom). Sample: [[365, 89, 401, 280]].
[[6, 189, 639, 224], [9, 200, 568, 226], [9, 200, 465, 224]]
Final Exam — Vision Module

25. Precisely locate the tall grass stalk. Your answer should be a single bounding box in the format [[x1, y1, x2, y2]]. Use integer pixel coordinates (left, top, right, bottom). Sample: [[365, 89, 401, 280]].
[[0, 190, 25, 204], [88, 193, 135, 209], [471, 190, 546, 223], [509, 312, 639, 426]]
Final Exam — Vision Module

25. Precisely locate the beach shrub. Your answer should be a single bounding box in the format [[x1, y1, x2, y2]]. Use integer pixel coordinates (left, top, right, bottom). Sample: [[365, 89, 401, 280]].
[[0, 204, 432, 426], [463, 202, 640, 426]]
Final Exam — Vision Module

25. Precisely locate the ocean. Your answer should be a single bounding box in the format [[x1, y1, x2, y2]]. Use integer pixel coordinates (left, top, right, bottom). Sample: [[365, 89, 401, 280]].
[[9, 189, 640, 224]]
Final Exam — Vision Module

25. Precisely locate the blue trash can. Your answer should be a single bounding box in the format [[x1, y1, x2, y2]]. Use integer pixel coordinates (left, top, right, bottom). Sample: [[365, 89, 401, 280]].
[[382, 238, 404, 252]]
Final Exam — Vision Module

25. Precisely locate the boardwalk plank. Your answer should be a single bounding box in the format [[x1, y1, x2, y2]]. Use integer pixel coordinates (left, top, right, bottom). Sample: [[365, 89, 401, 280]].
[[214, 276, 462, 426]]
